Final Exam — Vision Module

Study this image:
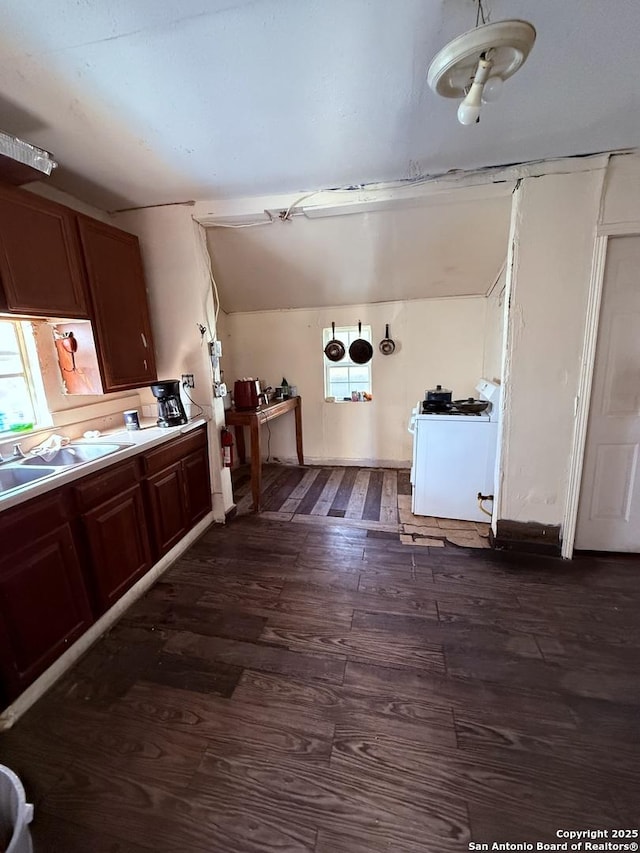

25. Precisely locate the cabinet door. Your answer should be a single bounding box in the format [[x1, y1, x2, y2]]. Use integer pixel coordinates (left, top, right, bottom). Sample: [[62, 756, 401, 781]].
[[183, 446, 212, 525], [146, 461, 189, 557], [77, 216, 157, 392], [82, 484, 152, 612], [0, 185, 89, 317], [0, 524, 93, 701]]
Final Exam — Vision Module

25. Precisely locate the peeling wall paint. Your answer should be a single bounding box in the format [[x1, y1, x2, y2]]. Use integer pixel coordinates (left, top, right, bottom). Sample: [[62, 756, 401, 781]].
[[497, 168, 607, 530]]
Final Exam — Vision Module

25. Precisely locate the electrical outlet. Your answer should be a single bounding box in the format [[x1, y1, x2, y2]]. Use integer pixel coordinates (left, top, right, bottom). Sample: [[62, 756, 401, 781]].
[[181, 374, 195, 388]]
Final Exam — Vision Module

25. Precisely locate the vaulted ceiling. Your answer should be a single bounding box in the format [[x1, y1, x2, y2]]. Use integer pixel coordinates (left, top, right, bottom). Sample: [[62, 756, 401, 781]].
[[206, 184, 512, 312], [0, 0, 638, 209]]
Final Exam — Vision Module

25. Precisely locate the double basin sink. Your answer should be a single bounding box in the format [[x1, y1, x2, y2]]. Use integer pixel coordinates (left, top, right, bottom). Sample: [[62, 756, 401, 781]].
[[0, 443, 128, 496]]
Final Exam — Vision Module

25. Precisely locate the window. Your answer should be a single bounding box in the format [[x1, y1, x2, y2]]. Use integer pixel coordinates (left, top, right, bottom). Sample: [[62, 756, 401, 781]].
[[0, 320, 49, 433], [323, 324, 372, 400]]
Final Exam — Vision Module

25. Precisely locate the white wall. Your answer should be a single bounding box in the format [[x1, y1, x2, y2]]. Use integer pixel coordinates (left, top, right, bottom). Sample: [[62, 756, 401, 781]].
[[221, 297, 487, 466], [601, 152, 640, 227], [482, 266, 506, 383], [497, 167, 606, 529], [112, 204, 232, 518]]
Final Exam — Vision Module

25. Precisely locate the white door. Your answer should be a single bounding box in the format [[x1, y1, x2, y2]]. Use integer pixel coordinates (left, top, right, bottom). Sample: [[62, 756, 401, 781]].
[[576, 236, 640, 551]]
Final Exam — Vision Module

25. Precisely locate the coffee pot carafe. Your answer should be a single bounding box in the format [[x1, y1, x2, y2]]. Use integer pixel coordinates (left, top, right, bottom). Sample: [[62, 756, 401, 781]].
[[150, 380, 188, 427]]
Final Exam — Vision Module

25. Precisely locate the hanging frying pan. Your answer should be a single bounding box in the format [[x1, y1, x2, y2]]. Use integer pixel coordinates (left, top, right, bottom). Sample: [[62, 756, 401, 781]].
[[60, 331, 78, 371], [349, 321, 373, 365], [379, 324, 396, 355], [324, 322, 346, 362]]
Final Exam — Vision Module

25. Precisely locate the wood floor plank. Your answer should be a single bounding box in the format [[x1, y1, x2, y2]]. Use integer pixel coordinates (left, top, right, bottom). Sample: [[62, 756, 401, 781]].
[[296, 467, 332, 514], [163, 631, 347, 683], [259, 625, 445, 672], [194, 752, 471, 852], [328, 467, 358, 514], [361, 468, 384, 521], [279, 467, 320, 513], [113, 681, 334, 762], [345, 469, 371, 519], [233, 670, 455, 736], [309, 467, 344, 516], [379, 469, 399, 525], [40, 761, 316, 853]]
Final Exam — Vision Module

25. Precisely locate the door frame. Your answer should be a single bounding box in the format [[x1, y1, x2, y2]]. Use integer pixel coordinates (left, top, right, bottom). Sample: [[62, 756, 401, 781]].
[[562, 222, 640, 558]]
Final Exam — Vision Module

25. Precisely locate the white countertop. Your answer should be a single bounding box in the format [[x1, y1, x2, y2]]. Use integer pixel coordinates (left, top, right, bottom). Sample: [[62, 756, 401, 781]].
[[0, 417, 209, 513]]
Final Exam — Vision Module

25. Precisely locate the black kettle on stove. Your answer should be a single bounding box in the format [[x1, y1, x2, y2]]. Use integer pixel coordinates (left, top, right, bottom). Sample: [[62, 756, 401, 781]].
[[150, 380, 188, 427]]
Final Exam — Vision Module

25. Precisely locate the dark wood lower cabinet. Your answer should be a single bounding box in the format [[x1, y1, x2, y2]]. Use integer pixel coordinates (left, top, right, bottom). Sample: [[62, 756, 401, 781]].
[[0, 523, 93, 702], [81, 484, 152, 612], [184, 447, 212, 526], [146, 462, 189, 558], [0, 425, 211, 708], [144, 426, 212, 558]]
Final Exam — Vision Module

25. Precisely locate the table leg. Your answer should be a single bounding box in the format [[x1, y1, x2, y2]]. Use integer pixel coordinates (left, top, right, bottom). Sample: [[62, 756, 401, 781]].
[[295, 398, 304, 465], [234, 425, 246, 464], [250, 417, 262, 511]]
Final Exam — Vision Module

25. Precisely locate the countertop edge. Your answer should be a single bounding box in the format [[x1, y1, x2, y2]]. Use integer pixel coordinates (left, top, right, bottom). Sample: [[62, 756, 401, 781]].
[[0, 417, 209, 514]]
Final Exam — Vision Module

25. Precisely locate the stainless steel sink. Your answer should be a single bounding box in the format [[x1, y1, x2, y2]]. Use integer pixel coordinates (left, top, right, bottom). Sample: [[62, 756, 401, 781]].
[[0, 465, 57, 493], [21, 443, 126, 467]]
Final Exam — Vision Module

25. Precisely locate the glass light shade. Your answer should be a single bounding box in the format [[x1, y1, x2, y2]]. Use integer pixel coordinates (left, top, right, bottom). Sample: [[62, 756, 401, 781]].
[[482, 75, 504, 103]]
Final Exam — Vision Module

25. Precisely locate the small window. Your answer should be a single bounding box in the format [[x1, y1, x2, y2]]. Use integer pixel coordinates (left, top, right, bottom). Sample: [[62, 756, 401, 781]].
[[323, 325, 372, 400], [0, 320, 50, 433]]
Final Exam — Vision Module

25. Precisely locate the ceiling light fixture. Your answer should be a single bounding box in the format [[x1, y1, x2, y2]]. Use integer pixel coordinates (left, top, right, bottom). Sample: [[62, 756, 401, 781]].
[[427, 1, 536, 126]]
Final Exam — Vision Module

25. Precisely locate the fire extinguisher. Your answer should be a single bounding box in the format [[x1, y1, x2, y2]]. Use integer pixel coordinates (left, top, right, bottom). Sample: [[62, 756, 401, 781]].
[[221, 427, 234, 467]]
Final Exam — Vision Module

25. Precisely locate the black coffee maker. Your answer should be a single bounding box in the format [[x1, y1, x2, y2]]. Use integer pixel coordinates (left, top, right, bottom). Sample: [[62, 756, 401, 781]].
[[150, 380, 188, 427]]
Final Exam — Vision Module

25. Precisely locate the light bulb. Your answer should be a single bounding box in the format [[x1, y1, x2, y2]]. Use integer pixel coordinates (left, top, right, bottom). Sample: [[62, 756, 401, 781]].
[[457, 100, 481, 125], [457, 55, 492, 126], [482, 75, 504, 103]]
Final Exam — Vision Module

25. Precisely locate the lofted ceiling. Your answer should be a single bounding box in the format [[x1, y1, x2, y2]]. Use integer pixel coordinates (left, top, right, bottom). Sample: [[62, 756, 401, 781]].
[[0, 0, 638, 209], [206, 184, 512, 312]]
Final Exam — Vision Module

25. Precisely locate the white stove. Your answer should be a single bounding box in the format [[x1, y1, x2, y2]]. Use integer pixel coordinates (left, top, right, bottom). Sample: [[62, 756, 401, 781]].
[[408, 380, 501, 522]]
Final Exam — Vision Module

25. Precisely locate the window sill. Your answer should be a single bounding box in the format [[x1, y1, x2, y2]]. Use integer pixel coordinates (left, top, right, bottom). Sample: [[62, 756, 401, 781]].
[[324, 398, 373, 403]]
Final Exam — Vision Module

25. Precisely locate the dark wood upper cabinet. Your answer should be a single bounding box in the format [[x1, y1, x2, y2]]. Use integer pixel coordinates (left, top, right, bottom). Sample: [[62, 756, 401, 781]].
[[77, 216, 157, 392], [0, 185, 89, 318]]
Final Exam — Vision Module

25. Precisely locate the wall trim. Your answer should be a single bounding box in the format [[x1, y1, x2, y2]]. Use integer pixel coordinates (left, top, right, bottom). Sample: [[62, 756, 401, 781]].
[[561, 234, 608, 558], [271, 456, 411, 469], [597, 221, 640, 237], [0, 511, 216, 731]]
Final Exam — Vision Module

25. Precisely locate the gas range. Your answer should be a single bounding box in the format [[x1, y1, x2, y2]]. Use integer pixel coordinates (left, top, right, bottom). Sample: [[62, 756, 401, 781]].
[[415, 404, 491, 422], [420, 402, 487, 416]]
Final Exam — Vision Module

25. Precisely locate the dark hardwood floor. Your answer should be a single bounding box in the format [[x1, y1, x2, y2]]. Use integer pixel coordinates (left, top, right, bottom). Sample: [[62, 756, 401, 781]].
[[1, 515, 639, 852]]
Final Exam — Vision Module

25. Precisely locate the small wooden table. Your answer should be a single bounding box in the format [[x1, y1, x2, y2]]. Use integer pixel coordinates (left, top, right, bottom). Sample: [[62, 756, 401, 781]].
[[225, 396, 304, 512]]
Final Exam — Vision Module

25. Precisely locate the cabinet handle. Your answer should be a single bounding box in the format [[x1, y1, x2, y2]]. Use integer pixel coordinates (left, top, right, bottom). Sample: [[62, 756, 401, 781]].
[[143, 359, 148, 371], [141, 332, 147, 348]]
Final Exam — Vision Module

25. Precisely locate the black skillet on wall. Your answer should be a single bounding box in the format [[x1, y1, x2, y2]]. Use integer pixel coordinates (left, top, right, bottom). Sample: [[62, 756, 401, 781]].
[[324, 322, 346, 362], [379, 324, 396, 355], [349, 321, 374, 365]]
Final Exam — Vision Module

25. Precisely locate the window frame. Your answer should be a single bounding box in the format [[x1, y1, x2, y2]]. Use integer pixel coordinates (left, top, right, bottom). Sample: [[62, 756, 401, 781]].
[[322, 324, 373, 402], [0, 319, 50, 434]]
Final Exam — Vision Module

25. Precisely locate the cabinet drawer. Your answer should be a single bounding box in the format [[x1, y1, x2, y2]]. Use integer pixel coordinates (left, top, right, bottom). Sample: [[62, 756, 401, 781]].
[[143, 427, 207, 476], [72, 458, 142, 511], [0, 489, 72, 544]]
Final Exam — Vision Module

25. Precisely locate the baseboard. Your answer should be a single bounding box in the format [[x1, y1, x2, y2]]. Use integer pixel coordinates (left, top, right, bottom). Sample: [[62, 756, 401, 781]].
[[492, 519, 562, 556], [0, 510, 216, 730], [267, 456, 412, 469]]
